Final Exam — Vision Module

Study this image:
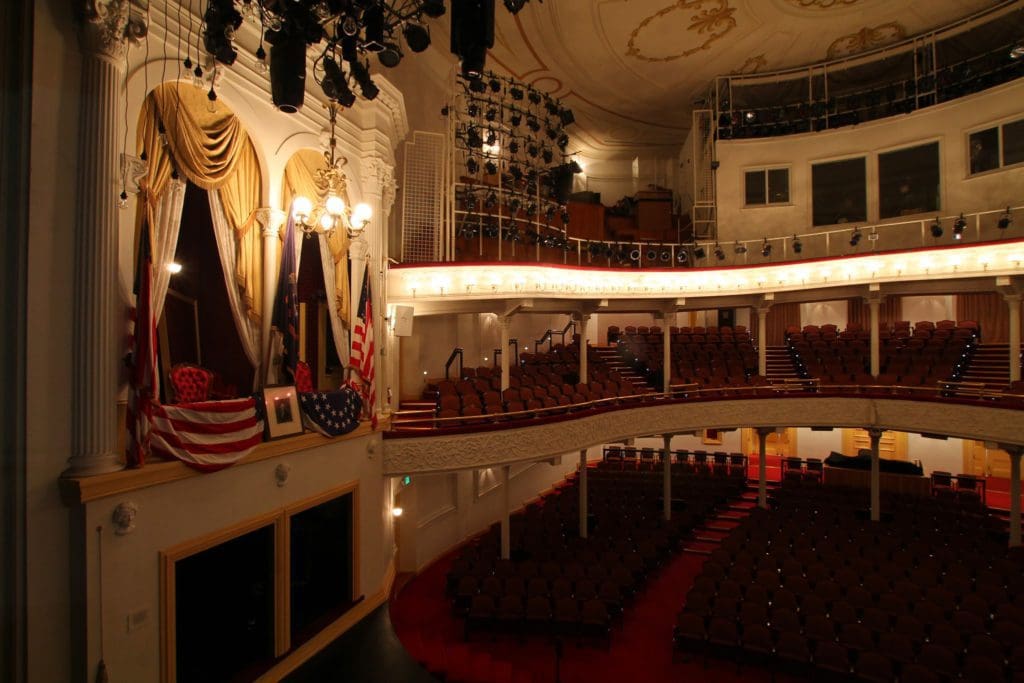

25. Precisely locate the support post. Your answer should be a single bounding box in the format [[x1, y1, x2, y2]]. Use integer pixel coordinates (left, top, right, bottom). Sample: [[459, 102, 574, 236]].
[[1007, 294, 1021, 384], [500, 315, 512, 391], [257, 209, 286, 383], [501, 465, 511, 559], [757, 427, 773, 509], [578, 313, 590, 384], [579, 449, 588, 539], [662, 316, 672, 393], [1009, 448, 1022, 548], [868, 294, 881, 377], [757, 306, 770, 377], [868, 427, 883, 522], [663, 434, 673, 521]]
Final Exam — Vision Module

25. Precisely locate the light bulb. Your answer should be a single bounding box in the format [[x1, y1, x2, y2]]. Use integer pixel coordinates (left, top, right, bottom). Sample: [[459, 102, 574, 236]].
[[326, 195, 346, 216], [319, 213, 334, 231], [292, 196, 313, 222], [391, 507, 403, 517], [166, 262, 183, 274], [354, 202, 373, 223]]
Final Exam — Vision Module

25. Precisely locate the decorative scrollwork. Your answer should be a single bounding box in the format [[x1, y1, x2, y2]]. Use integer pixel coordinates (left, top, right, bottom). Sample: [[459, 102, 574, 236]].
[[785, 0, 860, 8], [626, 0, 737, 63], [827, 22, 906, 59]]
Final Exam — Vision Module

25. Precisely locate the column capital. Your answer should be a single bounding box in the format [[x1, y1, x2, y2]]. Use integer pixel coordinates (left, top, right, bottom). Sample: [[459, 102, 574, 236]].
[[255, 208, 287, 238], [348, 235, 370, 261], [76, 0, 148, 61], [866, 427, 884, 440], [756, 426, 776, 436], [498, 314, 514, 331], [362, 156, 397, 216], [1003, 293, 1023, 305]]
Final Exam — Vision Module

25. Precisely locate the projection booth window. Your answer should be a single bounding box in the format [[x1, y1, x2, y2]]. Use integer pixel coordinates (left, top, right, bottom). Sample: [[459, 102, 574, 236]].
[[744, 168, 790, 206], [811, 157, 867, 227], [878, 141, 940, 219], [969, 116, 1024, 175]]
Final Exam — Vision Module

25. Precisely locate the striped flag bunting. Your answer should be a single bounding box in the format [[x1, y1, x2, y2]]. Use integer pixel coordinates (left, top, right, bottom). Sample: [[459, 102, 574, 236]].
[[349, 263, 377, 428], [149, 397, 265, 472]]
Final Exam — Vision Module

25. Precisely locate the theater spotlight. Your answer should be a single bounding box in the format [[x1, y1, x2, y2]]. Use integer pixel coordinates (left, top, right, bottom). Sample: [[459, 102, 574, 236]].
[[528, 89, 542, 105], [508, 140, 519, 154], [484, 160, 497, 175], [467, 103, 479, 117], [486, 107, 498, 122], [660, 248, 672, 262], [792, 235, 803, 254], [466, 157, 479, 174], [645, 246, 658, 261], [629, 248, 641, 262], [849, 227, 862, 247], [676, 249, 689, 264], [714, 243, 726, 260], [998, 208, 1013, 230], [403, 23, 431, 53], [693, 245, 706, 260], [734, 241, 747, 255], [542, 148, 554, 164], [510, 86, 524, 100], [953, 213, 967, 240], [930, 217, 943, 238], [484, 191, 497, 209], [761, 238, 772, 258]]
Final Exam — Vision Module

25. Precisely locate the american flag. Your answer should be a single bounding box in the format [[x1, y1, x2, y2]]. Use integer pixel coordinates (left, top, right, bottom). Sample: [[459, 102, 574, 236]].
[[126, 223, 158, 468], [299, 388, 363, 437], [349, 263, 377, 428], [271, 211, 299, 384], [149, 397, 265, 471]]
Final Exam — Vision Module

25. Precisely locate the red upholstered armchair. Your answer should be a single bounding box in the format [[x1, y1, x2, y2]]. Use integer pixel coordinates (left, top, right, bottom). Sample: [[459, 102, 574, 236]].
[[168, 364, 212, 404], [294, 360, 314, 393]]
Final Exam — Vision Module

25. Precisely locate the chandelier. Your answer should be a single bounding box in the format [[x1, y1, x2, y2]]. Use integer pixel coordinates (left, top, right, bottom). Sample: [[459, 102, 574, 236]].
[[292, 103, 373, 237]]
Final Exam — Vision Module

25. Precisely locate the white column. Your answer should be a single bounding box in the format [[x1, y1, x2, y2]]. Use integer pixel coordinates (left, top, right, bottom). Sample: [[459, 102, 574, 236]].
[[1007, 294, 1021, 384], [500, 465, 511, 559], [869, 427, 883, 522], [579, 449, 588, 539], [757, 427, 771, 508], [662, 317, 672, 393], [257, 209, 286, 384], [757, 307, 770, 377], [663, 434, 673, 521], [500, 315, 512, 391], [66, 5, 145, 476], [361, 157, 397, 419], [578, 313, 590, 384], [869, 297, 881, 377], [1009, 449, 1022, 548]]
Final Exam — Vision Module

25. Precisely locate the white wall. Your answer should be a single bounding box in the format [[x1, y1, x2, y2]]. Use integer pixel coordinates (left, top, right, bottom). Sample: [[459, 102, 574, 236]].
[[800, 300, 848, 328], [901, 295, 955, 324], [907, 433, 965, 475], [716, 80, 1024, 257], [795, 428, 844, 457], [398, 447, 593, 571]]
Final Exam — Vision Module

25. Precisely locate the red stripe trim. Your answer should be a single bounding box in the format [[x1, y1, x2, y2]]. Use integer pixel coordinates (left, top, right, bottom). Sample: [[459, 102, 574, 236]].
[[150, 427, 263, 455], [153, 414, 259, 435], [153, 398, 255, 414]]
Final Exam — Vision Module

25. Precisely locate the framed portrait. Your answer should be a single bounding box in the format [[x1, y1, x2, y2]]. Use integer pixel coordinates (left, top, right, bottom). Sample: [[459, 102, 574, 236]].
[[263, 385, 303, 440], [702, 428, 723, 446]]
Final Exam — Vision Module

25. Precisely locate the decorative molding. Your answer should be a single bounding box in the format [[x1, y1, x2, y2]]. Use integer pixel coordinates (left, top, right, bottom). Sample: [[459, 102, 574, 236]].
[[736, 54, 768, 75], [363, 156, 397, 217], [827, 22, 906, 60], [785, 0, 860, 8], [626, 0, 737, 63], [255, 207, 288, 239], [77, 0, 149, 60], [473, 468, 502, 499], [383, 397, 1024, 475], [112, 500, 138, 535], [274, 463, 291, 487]]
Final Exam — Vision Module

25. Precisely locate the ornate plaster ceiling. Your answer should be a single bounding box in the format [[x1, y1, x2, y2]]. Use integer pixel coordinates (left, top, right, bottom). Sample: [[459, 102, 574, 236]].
[[432, 0, 1000, 159]]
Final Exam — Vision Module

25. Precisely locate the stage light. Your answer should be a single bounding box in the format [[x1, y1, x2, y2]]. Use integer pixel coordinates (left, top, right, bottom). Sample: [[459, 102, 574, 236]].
[[486, 107, 498, 122], [714, 243, 726, 260], [792, 235, 802, 254], [677, 249, 689, 264], [485, 191, 497, 209], [849, 227, 862, 247], [660, 249, 671, 262], [761, 238, 772, 258], [998, 208, 1013, 230], [508, 140, 519, 154], [734, 241, 747, 255], [467, 103, 479, 117], [504, 0, 528, 13], [349, 59, 379, 100], [542, 148, 553, 164], [629, 248, 641, 262], [378, 42, 403, 67], [466, 157, 479, 174], [510, 111, 522, 127], [484, 160, 497, 175], [485, 130, 497, 146], [422, 0, 446, 18], [528, 89, 542, 105], [489, 77, 502, 92], [645, 247, 658, 261], [526, 116, 541, 132], [560, 108, 575, 126], [953, 213, 966, 240], [930, 217, 943, 238], [693, 245, 706, 260], [403, 22, 431, 53]]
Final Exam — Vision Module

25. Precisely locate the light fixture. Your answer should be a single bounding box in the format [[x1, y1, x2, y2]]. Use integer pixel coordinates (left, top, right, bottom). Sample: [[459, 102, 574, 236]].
[[1011, 44, 1024, 59], [676, 249, 689, 264], [166, 262, 183, 274], [849, 227, 862, 247], [714, 243, 726, 260], [734, 241, 747, 255], [693, 245, 706, 260], [290, 104, 372, 238], [761, 238, 772, 258], [466, 157, 479, 174], [931, 217, 943, 238], [392, 506, 404, 517], [953, 213, 966, 240], [998, 208, 1013, 229], [792, 235, 802, 254]]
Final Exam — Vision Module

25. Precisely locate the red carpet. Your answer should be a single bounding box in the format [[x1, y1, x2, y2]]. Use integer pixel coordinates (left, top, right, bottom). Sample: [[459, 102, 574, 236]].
[[391, 517, 803, 682]]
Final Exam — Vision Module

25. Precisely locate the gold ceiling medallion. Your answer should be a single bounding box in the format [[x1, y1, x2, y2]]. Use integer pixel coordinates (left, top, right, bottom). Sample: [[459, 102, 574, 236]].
[[785, 0, 860, 8], [626, 0, 737, 63], [827, 22, 906, 59]]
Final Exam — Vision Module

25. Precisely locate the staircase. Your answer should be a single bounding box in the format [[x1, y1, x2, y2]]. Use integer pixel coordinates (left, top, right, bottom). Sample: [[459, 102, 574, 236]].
[[959, 343, 1018, 388], [592, 345, 658, 393], [393, 399, 437, 429], [681, 483, 772, 556], [764, 345, 800, 382]]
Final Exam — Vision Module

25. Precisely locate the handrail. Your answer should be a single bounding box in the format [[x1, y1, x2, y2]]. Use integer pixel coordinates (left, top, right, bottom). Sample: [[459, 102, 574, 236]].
[[533, 320, 577, 352], [444, 347, 464, 381]]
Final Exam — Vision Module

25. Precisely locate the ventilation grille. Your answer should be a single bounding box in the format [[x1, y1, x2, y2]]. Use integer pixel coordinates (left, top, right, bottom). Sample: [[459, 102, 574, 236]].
[[401, 131, 445, 262]]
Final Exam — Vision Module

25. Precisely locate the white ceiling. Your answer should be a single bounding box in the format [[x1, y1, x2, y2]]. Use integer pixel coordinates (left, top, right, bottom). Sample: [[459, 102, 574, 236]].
[[423, 0, 1000, 159]]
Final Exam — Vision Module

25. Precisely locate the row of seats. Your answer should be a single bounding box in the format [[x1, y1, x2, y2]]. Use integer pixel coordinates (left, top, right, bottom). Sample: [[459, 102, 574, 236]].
[[448, 468, 746, 643], [675, 484, 1021, 681], [600, 447, 749, 477]]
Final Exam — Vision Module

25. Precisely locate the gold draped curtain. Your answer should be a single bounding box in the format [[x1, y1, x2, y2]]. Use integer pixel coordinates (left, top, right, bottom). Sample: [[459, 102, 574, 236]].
[[135, 82, 263, 323], [281, 149, 350, 324]]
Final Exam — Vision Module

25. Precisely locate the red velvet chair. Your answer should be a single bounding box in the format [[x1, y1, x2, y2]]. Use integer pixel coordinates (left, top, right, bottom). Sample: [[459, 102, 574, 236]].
[[168, 364, 212, 404], [294, 360, 314, 393]]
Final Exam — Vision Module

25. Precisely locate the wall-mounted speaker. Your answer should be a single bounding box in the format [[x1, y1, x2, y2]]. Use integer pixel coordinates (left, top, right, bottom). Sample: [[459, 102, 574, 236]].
[[393, 305, 414, 337]]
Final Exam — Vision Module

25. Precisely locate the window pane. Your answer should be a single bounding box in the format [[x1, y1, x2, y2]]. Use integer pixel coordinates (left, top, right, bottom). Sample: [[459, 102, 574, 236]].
[[767, 168, 789, 203], [745, 170, 766, 205], [969, 127, 999, 174], [878, 141, 940, 219], [1002, 119, 1024, 167], [811, 158, 867, 226]]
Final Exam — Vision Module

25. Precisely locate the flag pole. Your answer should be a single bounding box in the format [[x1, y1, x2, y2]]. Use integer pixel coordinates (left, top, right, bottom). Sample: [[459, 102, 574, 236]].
[[95, 525, 109, 683]]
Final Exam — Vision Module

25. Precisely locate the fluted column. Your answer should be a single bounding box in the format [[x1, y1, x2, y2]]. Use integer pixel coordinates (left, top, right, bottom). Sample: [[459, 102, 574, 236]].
[[868, 296, 881, 377], [868, 427, 883, 522], [66, 2, 147, 476], [579, 449, 588, 539], [1007, 294, 1021, 384], [257, 208, 286, 384], [662, 315, 672, 393], [577, 313, 590, 383], [500, 315, 512, 391]]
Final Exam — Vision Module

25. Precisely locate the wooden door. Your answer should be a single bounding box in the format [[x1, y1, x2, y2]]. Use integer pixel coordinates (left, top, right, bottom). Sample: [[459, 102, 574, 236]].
[[743, 428, 799, 457], [842, 429, 908, 460], [963, 441, 1012, 478]]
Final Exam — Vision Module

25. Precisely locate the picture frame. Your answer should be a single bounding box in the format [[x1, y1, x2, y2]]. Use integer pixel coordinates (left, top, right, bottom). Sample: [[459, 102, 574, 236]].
[[702, 428, 723, 446], [263, 385, 303, 440]]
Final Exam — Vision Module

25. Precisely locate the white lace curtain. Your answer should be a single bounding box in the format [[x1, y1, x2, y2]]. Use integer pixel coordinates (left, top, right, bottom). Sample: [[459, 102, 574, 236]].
[[151, 179, 186, 321]]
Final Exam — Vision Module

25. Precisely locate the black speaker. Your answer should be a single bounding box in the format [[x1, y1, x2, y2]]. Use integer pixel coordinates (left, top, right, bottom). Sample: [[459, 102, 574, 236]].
[[451, 0, 495, 78], [270, 36, 307, 113]]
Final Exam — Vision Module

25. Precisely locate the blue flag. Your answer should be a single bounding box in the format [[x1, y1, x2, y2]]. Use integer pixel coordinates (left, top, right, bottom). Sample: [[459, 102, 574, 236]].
[[298, 388, 364, 437], [272, 211, 299, 383]]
